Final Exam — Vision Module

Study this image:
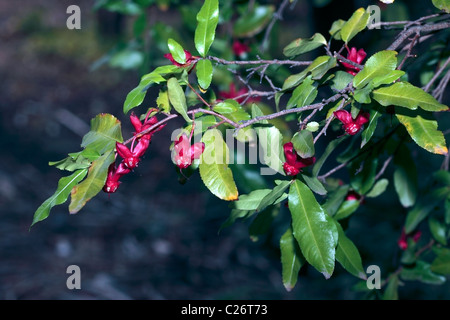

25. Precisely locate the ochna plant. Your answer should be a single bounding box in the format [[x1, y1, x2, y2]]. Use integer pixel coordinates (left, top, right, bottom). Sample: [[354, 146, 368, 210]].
[[33, 0, 450, 299]]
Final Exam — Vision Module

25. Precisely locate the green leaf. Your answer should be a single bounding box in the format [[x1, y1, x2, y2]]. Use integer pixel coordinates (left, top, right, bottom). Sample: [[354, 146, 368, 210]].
[[287, 76, 318, 109], [366, 178, 389, 198], [81, 114, 123, 155], [167, 38, 186, 64], [282, 56, 337, 91], [233, 5, 274, 38], [361, 109, 381, 148], [396, 113, 448, 155], [329, 19, 345, 40], [196, 59, 213, 90], [431, 248, 450, 275], [249, 205, 278, 241], [353, 84, 373, 104], [353, 50, 398, 89], [256, 181, 291, 213], [291, 130, 315, 158], [334, 199, 360, 220], [123, 65, 180, 113], [393, 145, 418, 207], [302, 174, 327, 195], [49, 154, 92, 172], [283, 33, 327, 58], [69, 150, 115, 214], [334, 220, 366, 280], [322, 185, 350, 217], [432, 0, 450, 12], [382, 274, 399, 300], [372, 81, 449, 112], [280, 227, 305, 291], [215, 99, 253, 142], [371, 70, 405, 88], [400, 260, 446, 285], [340, 8, 370, 43], [289, 180, 338, 278], [199, 129, 239, 201], [167, 77, 191, 123], [194, 0, 219, 57], [331, 71, 354, 91], [156, 90, 171, 113], [233, 189, 271, 211], [220, 209, 251, 231], [31, 169, 88, 227], [429, 217, 447, 245], [405, 186, 449, 233]]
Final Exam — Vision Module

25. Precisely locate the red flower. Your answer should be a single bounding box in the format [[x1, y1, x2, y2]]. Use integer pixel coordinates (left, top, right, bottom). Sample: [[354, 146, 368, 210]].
[[172, 133, 205, 169], [341, 47, 366, 76], [345, 190, 361, 201], [103, 162, 131, 193], [232, 40, 250, 57], [164, 49, 198, 68], [218, 83, 260, 105], [398, 228, 422, 250], [282, 142, 316, 176], [334, 110, 370, 135]]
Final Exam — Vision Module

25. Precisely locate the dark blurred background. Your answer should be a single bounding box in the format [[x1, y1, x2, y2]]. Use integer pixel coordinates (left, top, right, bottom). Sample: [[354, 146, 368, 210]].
[[0, 0, 448, 299]]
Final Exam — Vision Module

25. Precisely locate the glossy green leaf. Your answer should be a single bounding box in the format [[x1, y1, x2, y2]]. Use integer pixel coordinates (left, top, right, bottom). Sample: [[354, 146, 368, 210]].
[[81, 114, 123, 155], [334, 199, 360, 220], [431, 248, 450, 275], [372, 81, 449, 112], [280, 227, 305, 291], [393, 145, 418, 207], [216, 99, 253, 142], [396, 113, 448, 155], [256, 181, 291, 213], [167, 38, 186, 64], [233, 189, 271, 211], [194, 0, 219, 57], [371, 70, 405, 88], [340, 8, 370, 43], [334, 220, 366, 280], [287, 76, 318, 109], [366, 178, 389, 198], [429, 217, 448, 245], [233, 5, 274, 38], [353, 50, 398, 89], [291, 130, 315, 158], [400, 261, 446, 285], [167, 77, 191, 123], [353, 84, 373, 104], [361, 109, 381, 148], [196, 59, 213, 90], [69, 150, 115, 214], [302, 175, 327, 195], [405, 186, 449, 233], [199, 129, 239, 201], [31, 169, 88, 227], [289, 180, 338, 278], [432, 0, 450, 12], [322, 185, 350, 217], [283, 33, 327, 58]]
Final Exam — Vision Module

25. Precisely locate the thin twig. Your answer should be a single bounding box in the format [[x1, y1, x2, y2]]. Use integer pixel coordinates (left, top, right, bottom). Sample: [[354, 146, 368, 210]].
[[209, 56, 312, 67], [424, 55, 450, 92], [260, 0, 291, 53]]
